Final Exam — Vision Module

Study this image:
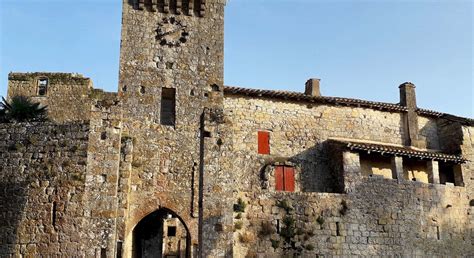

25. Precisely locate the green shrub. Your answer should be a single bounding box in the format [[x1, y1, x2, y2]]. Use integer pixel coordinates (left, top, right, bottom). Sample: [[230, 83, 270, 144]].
[[1, 96, 47, 122], [259, 221, 275, 236], [271, 239, 280, 249], [316, 216, 325, 225], [234, 221, 243, 230], [277, 199, 293, 212], [280, 216, 296, 242], [233, 198, 246, 213]]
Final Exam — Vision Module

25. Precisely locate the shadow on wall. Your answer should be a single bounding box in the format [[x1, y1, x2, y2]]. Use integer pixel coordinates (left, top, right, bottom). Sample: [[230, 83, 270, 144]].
[[247, 137, 473, 256], [272, 142, 343, 193], [0, 182, 28, 256]]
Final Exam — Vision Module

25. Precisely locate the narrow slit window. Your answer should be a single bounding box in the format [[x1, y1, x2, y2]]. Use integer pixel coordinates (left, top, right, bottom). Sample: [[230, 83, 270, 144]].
[[51, 201, 57, 229], [38, 78, 48, 96], [161, 88, 176, 126], [258, 131, 270, 154]]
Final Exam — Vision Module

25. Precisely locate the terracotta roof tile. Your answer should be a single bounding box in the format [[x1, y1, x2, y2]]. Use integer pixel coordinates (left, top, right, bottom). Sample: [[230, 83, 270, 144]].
[[224, 86, 473, 126], [329, 139, 467, 163], [224, 86, 407, 112]]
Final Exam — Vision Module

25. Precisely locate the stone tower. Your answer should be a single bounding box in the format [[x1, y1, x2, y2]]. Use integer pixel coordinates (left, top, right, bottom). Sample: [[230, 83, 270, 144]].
[[117, 0, 231, 257]]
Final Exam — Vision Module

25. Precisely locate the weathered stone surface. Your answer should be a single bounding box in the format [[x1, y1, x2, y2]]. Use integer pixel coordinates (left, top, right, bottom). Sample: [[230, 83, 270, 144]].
[[1, 0, 473, 257]]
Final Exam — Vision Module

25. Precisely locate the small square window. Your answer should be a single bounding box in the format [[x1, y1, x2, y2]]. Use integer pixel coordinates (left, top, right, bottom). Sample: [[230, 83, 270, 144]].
[[37, 78, 48, 96], [167, 226, 176, 237]]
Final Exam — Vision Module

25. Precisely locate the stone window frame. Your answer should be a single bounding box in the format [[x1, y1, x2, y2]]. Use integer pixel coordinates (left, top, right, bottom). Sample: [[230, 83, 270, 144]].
[[36, 77, 49, 96], [261, 161, 300, 193]]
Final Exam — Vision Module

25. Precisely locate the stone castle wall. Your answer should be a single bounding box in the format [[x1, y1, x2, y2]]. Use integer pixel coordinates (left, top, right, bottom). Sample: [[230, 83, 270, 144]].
[[2, 1, 473, 257], [7, 73, 93, 124], [223, 96, 408, 193], [0, 122, 90, 256], [223, 94, 473, 257]]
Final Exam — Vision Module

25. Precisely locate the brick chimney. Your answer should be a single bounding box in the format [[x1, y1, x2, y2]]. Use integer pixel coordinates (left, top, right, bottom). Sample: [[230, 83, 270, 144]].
[[399, 82, 424, 148], [305, 78, 321, 97]]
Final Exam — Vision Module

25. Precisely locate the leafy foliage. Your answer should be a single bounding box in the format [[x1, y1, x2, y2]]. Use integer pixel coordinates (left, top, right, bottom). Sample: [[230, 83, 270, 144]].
[[280, 216, 296, 242], [0, 96, 48, 122], [233, 198, 246, 213]]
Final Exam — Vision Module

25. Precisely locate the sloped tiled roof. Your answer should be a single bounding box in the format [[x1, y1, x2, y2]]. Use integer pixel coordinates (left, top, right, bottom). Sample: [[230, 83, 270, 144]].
[[417, 108, 474, 126], [224, 86, 474, 126], [224, 86, 407, 112], [328, 138, 467, 163]]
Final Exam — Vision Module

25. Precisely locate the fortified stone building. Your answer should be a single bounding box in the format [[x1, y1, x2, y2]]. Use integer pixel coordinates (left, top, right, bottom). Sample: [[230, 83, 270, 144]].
[[1, 0, 473, 257]]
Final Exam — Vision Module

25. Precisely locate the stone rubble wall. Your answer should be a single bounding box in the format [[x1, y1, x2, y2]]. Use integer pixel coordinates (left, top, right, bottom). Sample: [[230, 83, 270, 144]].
[[7, 73, 93, 124], [117, 0, 230, 256], [223, 96, 407, 193], [223, 95, 473, 256], [0, 121, 90, 256], [81, 92, 123, 257]]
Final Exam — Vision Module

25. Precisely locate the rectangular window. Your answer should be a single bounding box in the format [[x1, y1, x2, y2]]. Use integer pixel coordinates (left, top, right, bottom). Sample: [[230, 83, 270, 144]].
[[258, 131, 270, 154], [37, 78, 48, 96], [161, 88, 176, 126], [439, 162, 463, 186], [275, 166, 295, 192], [168, 226, 177, 237]]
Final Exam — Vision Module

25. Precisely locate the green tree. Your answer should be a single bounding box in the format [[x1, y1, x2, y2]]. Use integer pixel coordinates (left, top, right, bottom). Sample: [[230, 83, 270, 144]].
[[0, 96, 48, 122]]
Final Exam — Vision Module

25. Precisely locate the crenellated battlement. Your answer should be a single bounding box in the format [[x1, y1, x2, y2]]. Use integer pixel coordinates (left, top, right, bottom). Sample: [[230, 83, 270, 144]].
[[131, 0, 209, 17]]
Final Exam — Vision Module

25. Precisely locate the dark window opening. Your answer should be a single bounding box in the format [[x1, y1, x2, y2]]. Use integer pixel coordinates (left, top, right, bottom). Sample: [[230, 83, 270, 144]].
[[439, 162, 462, 186], [258, 131, 270, 154], [469, 200, 474, 207], [275, 166, 295, 192], [116, 241, 123, 258], [140, 86, 146, 94], [168, 226, 177, 237], [51, 201, 57, 229], [203, 131, 211, 138], [336, 222, 341, 236], [100, 248, 106, 258], [38, 78, 48, 96], [161, 88, 176, 126], [211, 84, 220, 92]]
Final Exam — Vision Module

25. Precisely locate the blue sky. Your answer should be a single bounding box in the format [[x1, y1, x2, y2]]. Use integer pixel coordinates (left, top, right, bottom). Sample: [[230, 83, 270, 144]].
[[0, 0, 472, 117]]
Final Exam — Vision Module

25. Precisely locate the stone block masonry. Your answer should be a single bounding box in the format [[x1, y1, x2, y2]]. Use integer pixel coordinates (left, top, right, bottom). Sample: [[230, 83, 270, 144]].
[[0, 122, 90, 256], [1, 0, 473, 257]]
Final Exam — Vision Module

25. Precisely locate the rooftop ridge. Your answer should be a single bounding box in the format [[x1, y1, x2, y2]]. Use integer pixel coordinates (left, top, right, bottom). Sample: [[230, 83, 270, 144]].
[[224, 85, 474, 126]]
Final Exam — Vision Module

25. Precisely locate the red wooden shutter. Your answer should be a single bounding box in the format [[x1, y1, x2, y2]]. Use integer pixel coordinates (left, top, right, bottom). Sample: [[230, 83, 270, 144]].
[[258, 131, 270, 154], [275, 166, 284, 191], [284, 167, 295, 192]]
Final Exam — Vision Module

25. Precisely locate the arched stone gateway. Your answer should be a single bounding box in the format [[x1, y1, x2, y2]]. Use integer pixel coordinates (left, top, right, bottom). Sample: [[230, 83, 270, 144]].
[[133, 208, 191, 258]]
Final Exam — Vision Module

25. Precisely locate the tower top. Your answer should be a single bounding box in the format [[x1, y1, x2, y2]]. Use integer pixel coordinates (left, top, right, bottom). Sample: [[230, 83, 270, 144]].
[[131, 0, 226, 17]]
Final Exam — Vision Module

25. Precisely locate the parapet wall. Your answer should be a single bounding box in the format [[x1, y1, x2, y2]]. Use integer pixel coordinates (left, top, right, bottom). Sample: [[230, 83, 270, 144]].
[[0, 122, 90, 256], [233, 178, 472, 257]]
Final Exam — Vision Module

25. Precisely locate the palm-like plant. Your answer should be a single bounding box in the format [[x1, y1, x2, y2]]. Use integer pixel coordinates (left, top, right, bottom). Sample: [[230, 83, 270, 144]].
[[0, 96, 48, 122]]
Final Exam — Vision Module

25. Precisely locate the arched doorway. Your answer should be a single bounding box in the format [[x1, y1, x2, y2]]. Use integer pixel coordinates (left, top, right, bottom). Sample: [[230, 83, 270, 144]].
[[133, 208, 191, 258]]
